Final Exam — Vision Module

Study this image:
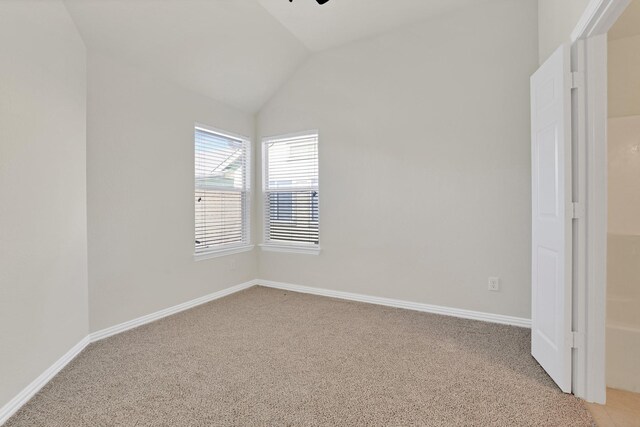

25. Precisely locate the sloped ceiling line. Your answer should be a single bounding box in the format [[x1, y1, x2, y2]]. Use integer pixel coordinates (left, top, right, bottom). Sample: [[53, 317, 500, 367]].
[[63, 0, 493, 113]]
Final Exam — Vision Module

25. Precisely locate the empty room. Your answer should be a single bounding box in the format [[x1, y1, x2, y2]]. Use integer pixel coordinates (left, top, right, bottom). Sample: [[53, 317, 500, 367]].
[[1, 0, 638, 425]]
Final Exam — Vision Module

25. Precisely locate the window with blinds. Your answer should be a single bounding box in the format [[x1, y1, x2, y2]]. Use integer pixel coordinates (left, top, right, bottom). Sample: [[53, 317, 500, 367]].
[[263, 132, 319, 247], [194, 126, 250, 255]]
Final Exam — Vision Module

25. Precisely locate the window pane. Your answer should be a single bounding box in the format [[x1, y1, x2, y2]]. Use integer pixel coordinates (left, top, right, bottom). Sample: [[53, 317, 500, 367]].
[[263, 132, 319, 246], [266, 191, 319, 244], [195, 127, 250, 254], [272, 192, 293, 221], [265, 135, 318, 191], [195, 128, 246, 191], [195, 190, 246, 249]]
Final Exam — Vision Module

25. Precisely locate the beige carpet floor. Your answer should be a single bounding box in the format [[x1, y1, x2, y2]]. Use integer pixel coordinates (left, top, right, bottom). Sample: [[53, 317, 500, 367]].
[[6, 286, 594, 426]]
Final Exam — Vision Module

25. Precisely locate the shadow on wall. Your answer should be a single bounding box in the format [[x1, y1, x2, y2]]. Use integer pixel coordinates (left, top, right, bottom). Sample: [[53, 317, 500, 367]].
[[607, 116, 640, 393]]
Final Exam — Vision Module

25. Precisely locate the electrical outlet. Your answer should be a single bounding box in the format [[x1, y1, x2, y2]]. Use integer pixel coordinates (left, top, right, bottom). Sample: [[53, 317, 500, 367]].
[[488, 277, 500, 292]]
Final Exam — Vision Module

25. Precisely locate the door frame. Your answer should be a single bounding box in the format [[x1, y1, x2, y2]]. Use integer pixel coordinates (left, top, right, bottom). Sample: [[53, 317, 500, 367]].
[[570, 0, 630, 404]]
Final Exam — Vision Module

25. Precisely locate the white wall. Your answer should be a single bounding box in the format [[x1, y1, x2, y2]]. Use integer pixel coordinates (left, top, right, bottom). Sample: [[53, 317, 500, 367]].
[[609, 34, 640, 118], [0, 0, 88, 409], [538, 0, 591, 64], [87, 53, 257, 332], [608, 117, 640, 236], [607, 114, 640, 318], [606, 15, 640, 392], [606, 115, 640, 393], [257, 0, 539, 319]]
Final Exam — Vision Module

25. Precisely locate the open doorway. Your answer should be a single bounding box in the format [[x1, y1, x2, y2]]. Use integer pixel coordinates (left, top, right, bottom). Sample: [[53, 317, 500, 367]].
[[603, 0, 640, 415], [572, 0, 640, 420], [607, 0, 640, 394]]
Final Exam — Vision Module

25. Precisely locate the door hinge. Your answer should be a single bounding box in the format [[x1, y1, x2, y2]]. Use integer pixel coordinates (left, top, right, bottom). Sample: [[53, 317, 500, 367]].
[[571, 71, 584, 90], [572, 202, 584, 219], [571, 331, 584, 349]]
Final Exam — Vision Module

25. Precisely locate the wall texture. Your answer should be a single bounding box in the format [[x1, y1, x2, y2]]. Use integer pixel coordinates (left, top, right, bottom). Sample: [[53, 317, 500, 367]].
[[0, 0, 89, 409], [607, 115, 640, 393], [87, 53, 257, 332], [609, 34, 640, 118], [607, 9, 640, 391], [538, 0, 591, 64], [608, 116, 640, 236], [257, 0, 539, 319], [608, 30, 640, 237]]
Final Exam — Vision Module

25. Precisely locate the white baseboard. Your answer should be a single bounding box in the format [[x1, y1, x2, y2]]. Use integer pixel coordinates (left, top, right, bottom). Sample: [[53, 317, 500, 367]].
[[0, 336, 90, 425], [89, 279, 258, 342], [257, 280, 531, 328], [1, 278, 529, 425], [0, 280, 258, 426]]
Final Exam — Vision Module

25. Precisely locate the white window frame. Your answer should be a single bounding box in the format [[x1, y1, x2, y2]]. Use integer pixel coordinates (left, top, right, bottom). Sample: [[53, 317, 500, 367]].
[[194, 123, 253, 261], [261, 130, 321, 255]]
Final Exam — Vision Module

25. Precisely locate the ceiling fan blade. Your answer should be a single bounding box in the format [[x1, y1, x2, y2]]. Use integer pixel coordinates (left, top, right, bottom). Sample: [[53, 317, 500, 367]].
[[289, 0, 331, 4]]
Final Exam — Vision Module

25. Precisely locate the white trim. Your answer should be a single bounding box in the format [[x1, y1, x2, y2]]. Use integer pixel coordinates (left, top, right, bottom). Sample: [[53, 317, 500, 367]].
[[89, 280, 258, 342], [0, 336, 90, 425], [1, 278, 531, 423], [0, 280, 259, 424], [194, 244, 255, 261], [194, 123, 253, 257], [571, 0, 630, 41], [261, 129, 320, 144], [265, 187, 318, 193], [259, 243, 321, 255], [194, 122, 251, 143], [261, 130, 321, 248], [568, 0, 629, 404], [571, 39, 589, 400], [257, 280, 531, 328], [582, 33, 609, 404]]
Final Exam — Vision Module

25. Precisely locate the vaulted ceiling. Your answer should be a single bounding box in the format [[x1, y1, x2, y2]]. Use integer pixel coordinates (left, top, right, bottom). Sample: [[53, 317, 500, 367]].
[[64, 0, 493, 113], [63, 0, 308, 113], [256, 0, 493, 52]]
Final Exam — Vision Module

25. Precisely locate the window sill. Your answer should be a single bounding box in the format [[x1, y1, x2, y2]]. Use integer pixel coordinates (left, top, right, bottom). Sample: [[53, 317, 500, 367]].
[[259, 243, 321, 255], [194, 244, 254, 261]]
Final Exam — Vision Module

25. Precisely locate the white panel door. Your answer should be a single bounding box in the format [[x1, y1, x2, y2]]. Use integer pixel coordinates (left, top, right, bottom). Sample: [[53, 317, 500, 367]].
[[530, 44, 573, 393]]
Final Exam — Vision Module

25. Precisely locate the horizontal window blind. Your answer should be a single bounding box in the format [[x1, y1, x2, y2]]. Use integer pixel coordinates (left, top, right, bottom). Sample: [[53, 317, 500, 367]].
[[263, 132, 319, 246], [195, 126, 250, 255]]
